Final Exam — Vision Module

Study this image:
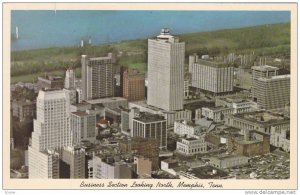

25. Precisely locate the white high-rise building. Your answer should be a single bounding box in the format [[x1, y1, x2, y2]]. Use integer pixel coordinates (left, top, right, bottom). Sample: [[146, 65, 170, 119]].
[[147, 28, 185, 111], [64, 68, 76, 89], [28, 89, 73, 178]]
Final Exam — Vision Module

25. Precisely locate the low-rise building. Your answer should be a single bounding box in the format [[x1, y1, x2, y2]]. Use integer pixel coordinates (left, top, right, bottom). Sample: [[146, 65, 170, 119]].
[[119, 137, 160, 170], [174, 120, 202, 136], [202, 106, 233, 122], [228, 130, 270, 157], [270, 124, 290, 152], [225, 111, 289, 135], [176, 136, 207, 156], [208, 155, 249, 169]]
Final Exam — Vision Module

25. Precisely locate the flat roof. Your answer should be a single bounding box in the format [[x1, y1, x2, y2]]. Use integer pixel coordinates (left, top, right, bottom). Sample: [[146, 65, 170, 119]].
[[251, 65, 279, 71], [232, 111, 289, 125], [86, 97, 127, 104], [257, 74, 290, 82], [71, 111, 88, 117], [133, 113, 166, 123], [196, 59, 233, 68]]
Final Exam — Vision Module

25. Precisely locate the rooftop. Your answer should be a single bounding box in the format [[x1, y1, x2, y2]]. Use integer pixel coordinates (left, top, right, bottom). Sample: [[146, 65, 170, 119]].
[[133, 112, 166, 123], [188, 165, 228, 179], [71, 111, 89, 117], [86, 97, 128, 105], [232, 111, 289, 125], [251, 65, 279, 72], [257, 74, 290, 82], [196, 59, 233, 68]]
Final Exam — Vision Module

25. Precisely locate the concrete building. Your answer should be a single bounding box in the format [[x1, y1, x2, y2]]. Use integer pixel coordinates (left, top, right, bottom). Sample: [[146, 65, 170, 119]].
[[70, 111, 96, 144], [225, 111, 289, 135], [209, 155, 249, 169], [28, 148, 60, 179], [63, 88, 77, 105], [81, 53, 115, 100], [86, 97, 128, 109], [133, 156, 152, 177], [129, 101, 191, 127], [184, 73, 192, 99], [76, 88, 83, 103], [123, 69, 145, 102], [30, 89, 72, 151], [251, 65, 279, 101], [147, 28, 185, 111], [120, 107, 140, 135], [176, 136, 207, 156], [12, 100, 36, 121], [28, 89, 73, 178], [270, 124, 290, 152], [216, 96, 256, 114], [228, 130, 270, 157], [191, 59, 234, 94], [64, 68, 76, 89], [119, 137, 160, 170], [132, 113, 167, 149], [61, 146, 85, 178], [255, 75, 290, 109], [37, 75, 64, 90], [174, 120, 202, 136], [188, 53, 199, 73], [201, 106, 233, 122], [93, 155, 132, 179]]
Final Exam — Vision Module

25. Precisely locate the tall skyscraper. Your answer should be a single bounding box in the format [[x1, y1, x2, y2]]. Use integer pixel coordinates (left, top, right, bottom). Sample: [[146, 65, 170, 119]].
[[147, 28, 185, 111], [64, 68, 76, 89], [28, 89, 72, 178], [191, 59, 234, 94], [81, 53, 115, 100], [123, 69, 145, 102]]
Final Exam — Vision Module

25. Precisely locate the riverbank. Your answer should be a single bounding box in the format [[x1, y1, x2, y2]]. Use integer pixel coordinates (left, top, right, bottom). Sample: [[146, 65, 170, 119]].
[[11, 22, 290, 84]]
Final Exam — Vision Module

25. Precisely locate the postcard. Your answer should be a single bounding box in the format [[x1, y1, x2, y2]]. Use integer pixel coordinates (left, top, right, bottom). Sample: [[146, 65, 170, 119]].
[[2, 2, 298, 191]]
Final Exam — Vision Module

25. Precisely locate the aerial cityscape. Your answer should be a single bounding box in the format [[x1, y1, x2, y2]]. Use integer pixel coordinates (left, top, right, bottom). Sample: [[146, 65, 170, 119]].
[[10, 10, 291, 180]]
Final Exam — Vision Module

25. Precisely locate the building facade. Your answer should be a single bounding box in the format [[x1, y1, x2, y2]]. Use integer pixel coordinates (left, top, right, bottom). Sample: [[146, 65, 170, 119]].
[[12, 100, 36, 121], [209, 155, 249, 169], [28, 89, 73, 178], [132, 113, 167, 149], [70, 111, 96, 144], [64, 68, 76, 89], [147, 28, 185, 111], [174, 120, 200, 136], [93, 155, 132, 179], [37, 76, 64, 90], [191, 59, 234, 94], [123, 69, 145, 102], [176, 137, 207, 156], [28, 148, 60, 179], [61, 146, 86, 178], [255, 75, 290, 109], [81, 53, 115, 100], [251, 65, 278, 101], [201, 107, 233, 122]]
